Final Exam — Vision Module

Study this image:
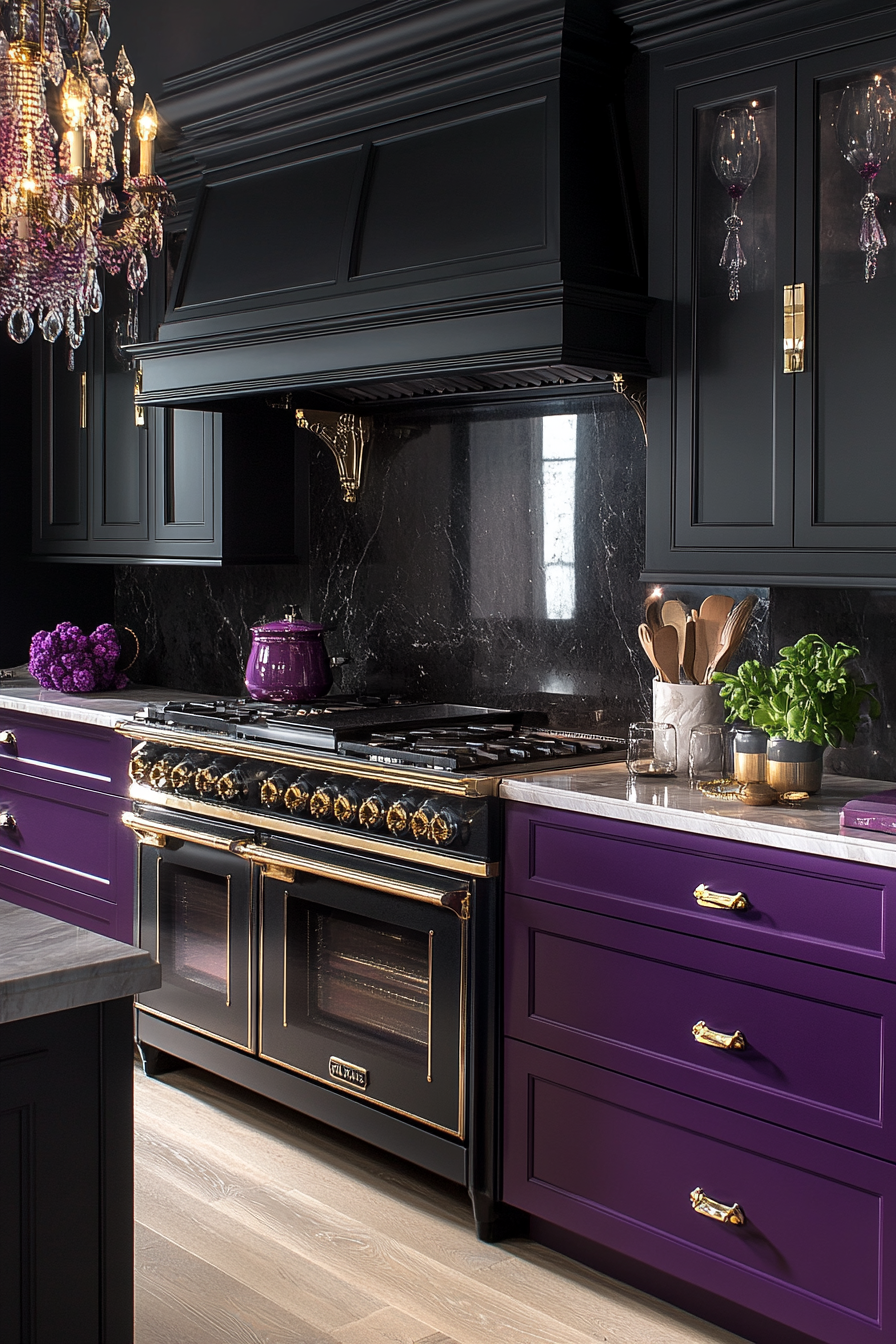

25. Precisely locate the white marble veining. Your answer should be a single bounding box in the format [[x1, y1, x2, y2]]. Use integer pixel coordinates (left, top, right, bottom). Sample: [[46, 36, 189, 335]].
[[0, 680, 198, 730], [501, 763, 896, 869], [0, 899, 159, 1024]]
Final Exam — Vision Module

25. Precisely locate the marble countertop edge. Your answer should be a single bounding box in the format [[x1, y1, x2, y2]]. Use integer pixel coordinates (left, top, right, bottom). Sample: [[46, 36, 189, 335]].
[[0, 683, 200, 729], [500, 765, 896, 870]]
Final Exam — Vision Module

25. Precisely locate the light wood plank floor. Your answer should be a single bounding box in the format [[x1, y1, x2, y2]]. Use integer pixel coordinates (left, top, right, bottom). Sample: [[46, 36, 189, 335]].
[[134, 1064, 748, 1344]]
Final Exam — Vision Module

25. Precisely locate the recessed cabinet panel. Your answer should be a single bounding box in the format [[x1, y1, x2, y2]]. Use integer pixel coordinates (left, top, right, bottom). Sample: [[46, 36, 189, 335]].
[[155, 409, 218, 540], [355, 101, 547, 276], [673, 73, 795, 552], [34, 339, 88, 545], [91, 284, 148, 542], [179, 149, 362, 309], [794, 50, 896, 548]]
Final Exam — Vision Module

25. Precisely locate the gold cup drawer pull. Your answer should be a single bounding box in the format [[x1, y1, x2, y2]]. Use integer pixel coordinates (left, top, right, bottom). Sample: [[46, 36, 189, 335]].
[[693, 883, 750, 911], [692, 1020, 747, 1051], [690, 1187, 745, 1225]]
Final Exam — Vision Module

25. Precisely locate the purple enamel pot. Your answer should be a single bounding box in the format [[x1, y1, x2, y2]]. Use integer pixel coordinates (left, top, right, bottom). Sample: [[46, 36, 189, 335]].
[[244, 610, 333, 702]]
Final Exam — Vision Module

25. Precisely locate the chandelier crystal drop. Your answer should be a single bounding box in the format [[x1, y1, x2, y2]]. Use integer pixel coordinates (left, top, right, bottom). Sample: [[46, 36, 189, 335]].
[[0, 0, 174, 364]]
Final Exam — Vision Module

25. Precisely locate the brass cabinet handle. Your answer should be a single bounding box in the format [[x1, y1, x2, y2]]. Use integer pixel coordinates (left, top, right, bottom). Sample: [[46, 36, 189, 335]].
[[783, 283, 805, 373], [692, 1020, 747, 1051], [690, 1187, 745, 1225], [0, 811, 17, 830], [134, 364, 145, 427], [80, 371, 88, 429], [0, 730, 16, 751], [693, 883, 750, 911]]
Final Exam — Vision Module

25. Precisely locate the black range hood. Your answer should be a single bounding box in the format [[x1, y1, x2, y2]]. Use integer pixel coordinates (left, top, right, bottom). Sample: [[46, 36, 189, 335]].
[[134, 0, 651, 411]]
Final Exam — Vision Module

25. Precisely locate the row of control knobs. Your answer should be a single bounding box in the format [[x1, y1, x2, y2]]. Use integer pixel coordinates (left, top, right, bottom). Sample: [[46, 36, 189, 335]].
[[129, 743, 468, 846]]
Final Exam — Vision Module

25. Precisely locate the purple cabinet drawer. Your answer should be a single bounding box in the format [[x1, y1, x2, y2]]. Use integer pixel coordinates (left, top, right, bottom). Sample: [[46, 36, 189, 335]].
[[506, 893, 896, 1157], [504, 1039, 896, 1344], [505, 802, 896, 979], [0, 708, 130, 795], [0, 772, 135, 942]]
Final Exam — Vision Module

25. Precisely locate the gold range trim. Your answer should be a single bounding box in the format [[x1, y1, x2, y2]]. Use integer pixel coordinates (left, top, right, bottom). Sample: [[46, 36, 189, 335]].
[[135, 1003, 255, 1054], [115, 720, 500, 797], [127, 783, 498, 879]]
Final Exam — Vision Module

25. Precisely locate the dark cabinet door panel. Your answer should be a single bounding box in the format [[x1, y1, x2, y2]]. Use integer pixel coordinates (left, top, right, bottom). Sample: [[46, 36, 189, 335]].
[[504, 1039, 896, 1344], [32, 339, 89, 548], [506, 891, 896, 1155]]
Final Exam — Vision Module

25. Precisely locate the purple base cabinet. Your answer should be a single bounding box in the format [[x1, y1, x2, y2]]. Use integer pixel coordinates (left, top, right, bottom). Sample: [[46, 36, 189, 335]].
[[0, 708, 135, 942], [503, 801, 896, 1344]]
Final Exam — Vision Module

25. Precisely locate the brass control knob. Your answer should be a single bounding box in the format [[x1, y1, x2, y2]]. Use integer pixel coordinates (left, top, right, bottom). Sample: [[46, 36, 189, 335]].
[[260, 769, 296, 809], [334, 784, 363, 825], [284, 776, 312, 814], [430, 808, 459, 847], [410, 807, 433, 842], [170, 754, 205, 792], [358, 791, 389, 831], [217, 762, 269, 803], [195, 757, 233, 795], [148, 751, 181, 790], [386, 793, 419, 837], [310, 780, 339, 820], [129, 742, 163, 784]]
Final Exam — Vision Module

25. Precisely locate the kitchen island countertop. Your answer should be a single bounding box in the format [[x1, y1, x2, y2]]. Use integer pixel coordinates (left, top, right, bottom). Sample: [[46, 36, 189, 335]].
[[500, 763, 896, 869], [0, 897, 159, 1023]]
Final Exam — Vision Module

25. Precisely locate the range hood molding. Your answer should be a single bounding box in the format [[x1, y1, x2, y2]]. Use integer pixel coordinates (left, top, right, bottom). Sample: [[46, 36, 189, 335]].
[[138, 0, 652, 410]]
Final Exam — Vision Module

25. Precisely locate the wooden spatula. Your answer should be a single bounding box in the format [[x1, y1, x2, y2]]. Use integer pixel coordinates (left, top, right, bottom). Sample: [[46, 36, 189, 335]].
[[692, 617, 710, 683], [706, 595, 758, 678], [681, 616, 696, 684], [652, 624, 681, 685]]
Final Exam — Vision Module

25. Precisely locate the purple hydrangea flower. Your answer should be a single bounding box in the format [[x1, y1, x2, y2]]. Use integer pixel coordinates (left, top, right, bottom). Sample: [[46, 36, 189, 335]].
[[29, 622, 127, 693]]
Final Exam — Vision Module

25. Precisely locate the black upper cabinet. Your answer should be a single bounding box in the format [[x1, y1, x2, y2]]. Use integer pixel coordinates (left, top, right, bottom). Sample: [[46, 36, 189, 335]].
[[620, 0, 896, 585], [33, 267, 303, 564]]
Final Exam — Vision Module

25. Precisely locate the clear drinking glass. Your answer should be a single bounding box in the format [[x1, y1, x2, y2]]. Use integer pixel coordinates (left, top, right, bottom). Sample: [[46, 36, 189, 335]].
[[688, 723, 731, 784], [627, 721, 677, 777]]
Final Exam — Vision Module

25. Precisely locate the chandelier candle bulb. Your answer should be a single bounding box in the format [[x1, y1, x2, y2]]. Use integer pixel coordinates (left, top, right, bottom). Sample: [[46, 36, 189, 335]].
[[136, 93, 157, 177]]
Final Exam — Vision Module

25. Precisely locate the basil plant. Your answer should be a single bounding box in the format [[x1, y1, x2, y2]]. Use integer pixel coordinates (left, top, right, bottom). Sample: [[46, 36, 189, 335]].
[[712, 633, 880, 747]]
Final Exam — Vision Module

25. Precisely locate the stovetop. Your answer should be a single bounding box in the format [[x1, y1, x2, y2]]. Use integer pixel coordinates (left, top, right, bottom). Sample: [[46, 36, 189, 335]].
[[137, 697, 616, 773]]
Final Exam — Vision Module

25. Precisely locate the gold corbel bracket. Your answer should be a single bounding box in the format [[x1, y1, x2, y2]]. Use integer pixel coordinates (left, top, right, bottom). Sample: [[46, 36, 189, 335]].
[[296, 408, 373, 504], [612, 373, 647, 446]]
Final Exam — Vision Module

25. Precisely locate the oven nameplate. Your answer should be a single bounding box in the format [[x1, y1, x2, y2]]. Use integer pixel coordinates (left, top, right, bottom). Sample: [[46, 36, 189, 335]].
[[329, 1057, 369, 1090]]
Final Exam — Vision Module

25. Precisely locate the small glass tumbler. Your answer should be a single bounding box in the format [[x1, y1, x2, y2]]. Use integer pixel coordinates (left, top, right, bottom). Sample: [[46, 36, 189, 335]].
[[627, 721, 677, 777], [688, 723, 731, 785]]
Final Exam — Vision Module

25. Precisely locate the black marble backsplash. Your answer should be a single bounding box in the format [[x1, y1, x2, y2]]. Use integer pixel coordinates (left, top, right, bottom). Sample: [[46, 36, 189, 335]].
[[115, 392, 893, 777]]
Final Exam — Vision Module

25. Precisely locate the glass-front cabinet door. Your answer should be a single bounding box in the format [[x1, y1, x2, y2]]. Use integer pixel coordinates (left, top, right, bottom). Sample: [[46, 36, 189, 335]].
[[672, 67, 795, 553], [794, 42, 896, 553], [137, 839, 255, 1051]]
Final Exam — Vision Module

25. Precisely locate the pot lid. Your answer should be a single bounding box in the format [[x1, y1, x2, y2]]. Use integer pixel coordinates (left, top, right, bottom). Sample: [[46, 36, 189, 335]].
[[251, 607, 325, 635]]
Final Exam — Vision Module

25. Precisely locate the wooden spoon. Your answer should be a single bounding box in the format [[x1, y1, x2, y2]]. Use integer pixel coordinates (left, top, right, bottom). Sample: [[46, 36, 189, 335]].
[[638, 623, 666, 680], [652, 624, 681, 685], [706, 595, 758, 678], [698, 594, 736, 672], [661, 600, 688, 668]]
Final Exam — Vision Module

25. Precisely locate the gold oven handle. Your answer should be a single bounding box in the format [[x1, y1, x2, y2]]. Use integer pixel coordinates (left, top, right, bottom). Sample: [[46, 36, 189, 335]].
[[692, 1020, 747, 1051], [690, 1186, 745, 1225], [693, 883, 750, 911], [121, 814, 471, 919], [230, 839, 470, 919], [122, 813, 241, 853]]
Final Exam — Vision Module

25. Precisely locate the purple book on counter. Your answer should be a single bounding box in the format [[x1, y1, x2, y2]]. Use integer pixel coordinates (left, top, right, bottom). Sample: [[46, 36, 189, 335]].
[[841, 789, 896, 834]]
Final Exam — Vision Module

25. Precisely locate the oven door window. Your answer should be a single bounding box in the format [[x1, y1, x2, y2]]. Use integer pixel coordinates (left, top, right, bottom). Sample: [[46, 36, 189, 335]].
[[137, 840, 255, 1052], [260, 872, 466, 1136]]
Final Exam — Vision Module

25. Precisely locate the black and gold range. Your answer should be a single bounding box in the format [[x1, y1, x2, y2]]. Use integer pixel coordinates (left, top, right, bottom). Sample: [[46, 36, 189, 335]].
[[129, 742, 471, 848]]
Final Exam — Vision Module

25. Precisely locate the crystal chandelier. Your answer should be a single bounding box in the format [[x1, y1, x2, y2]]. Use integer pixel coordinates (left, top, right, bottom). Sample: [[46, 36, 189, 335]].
[[0, 0, 173, 365]]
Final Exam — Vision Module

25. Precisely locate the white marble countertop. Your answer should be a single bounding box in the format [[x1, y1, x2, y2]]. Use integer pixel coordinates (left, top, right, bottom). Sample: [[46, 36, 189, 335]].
[[500, 763, 896, 869], [0, 899, 160, 1024], [0, 680, 197, 730]]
